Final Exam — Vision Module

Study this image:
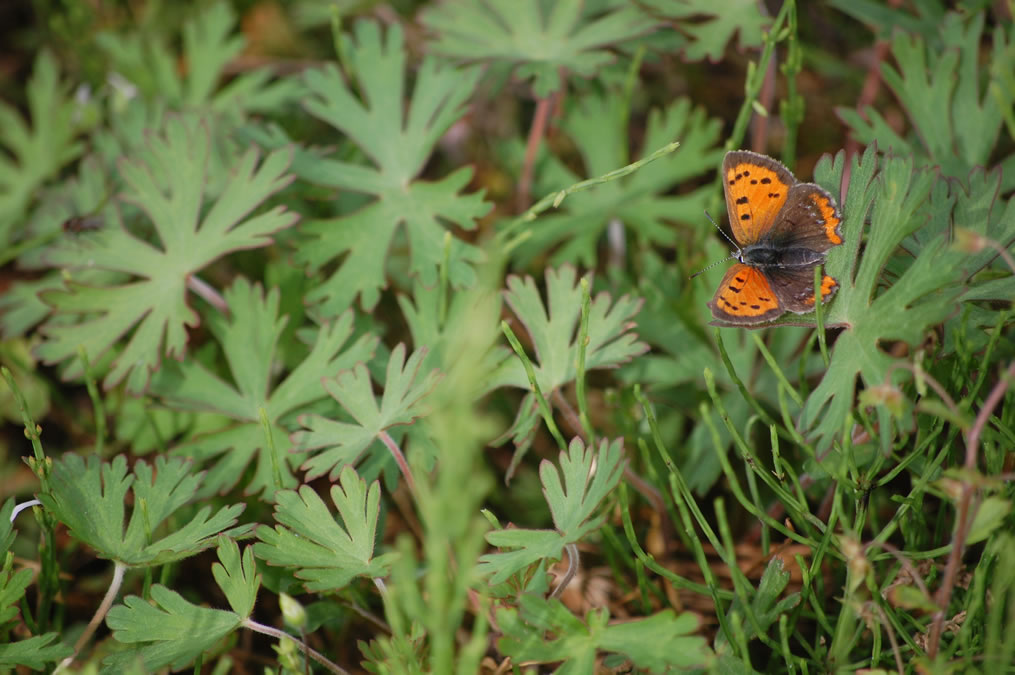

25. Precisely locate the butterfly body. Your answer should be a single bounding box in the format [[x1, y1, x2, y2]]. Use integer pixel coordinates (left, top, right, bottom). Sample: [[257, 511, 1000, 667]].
[[738, 242, 826, 269], [708, 150, 843, 325]]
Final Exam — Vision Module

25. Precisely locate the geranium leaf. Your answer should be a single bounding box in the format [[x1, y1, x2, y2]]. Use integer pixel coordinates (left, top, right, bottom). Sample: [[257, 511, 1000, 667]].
[[254, 466, 397, 591], [495, 267, 647, 449], [800, 146, 967, 450], [104, 537, 256, 672], [422, 0, 657, 97], [38, 454, 248, 566], [0, 50, 83, 245], [497, 593, 711, 672], [295, 343, 441, 481], [36, 115, 297, 392], [510, 93, 723, 268], [479, 437, 624, 583], [641, 0, 770, 62], [837, 13, 1010, 185], [0, 500, 70, 671], [293, 21, 490, 317], [96, 1, 300, 113], [150, 277, 377, 498]]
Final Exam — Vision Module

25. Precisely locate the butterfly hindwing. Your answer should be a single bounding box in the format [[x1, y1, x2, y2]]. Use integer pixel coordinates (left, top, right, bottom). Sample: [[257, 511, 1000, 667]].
[[708, 263, 783, 324], [766, 183, 842, 253], [766, 265, 839, 314]]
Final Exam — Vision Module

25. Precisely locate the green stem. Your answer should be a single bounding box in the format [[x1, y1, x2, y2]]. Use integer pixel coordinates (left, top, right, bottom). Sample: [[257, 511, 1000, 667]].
[[500, 320, 567, 451]]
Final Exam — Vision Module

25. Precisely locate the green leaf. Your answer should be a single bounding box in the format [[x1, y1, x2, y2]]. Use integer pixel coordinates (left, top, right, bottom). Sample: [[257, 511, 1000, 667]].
[[38, 454, 247, 566], [398, 279, 509, 395], [36, 115, 297, 392], [480, 437, 625, 583], [497, 592, 711, 672], [150, 277, 377, 498], [510, 94, 723, 268], [800, 146, 966, 450], [0, 49, 84, 245], [212, 535, 261, 617], [293, 20, 490, 317], [0, 633, 72, 670], [96, 1, 300, 113], [422, 0, 658, 97], [715, 557, 801, 654], [294, 343, 441, 481], [826, 0, 943, 40], [104, 538, 257, 672], [949, 169, 1015, 292], [543, 437, 626, 536], [0, 339, 50, 424], [641, 0, 770, 61], [967, 497, 1012, 546], [254, 466, 397, 591], [0, 499, 33, 627], [494, 267, 647, 449], [837, 12, 1009, 181], [0, 276, 64, 338]]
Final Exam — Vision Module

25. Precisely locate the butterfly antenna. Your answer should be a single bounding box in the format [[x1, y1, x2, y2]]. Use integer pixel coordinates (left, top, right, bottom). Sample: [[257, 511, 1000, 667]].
[[689, 210, 741, 279], [703, 210, 741, 251], [689, 254, 736, 279]]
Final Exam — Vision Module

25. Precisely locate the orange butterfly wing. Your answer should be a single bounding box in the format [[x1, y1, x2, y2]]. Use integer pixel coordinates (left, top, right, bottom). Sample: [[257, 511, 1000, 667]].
[[708, 263, 783, 325], [722, 151, 796, 245]]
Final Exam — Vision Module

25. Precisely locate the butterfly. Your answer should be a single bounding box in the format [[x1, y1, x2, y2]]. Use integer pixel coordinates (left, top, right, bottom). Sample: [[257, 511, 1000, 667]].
[[707, 150, 843, 325]]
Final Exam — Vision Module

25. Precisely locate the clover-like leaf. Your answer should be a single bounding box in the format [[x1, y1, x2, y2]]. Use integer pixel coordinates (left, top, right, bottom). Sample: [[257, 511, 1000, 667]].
[[293, 20, 490, 317], [36, 115, 297, 392], [495, 267, 647, 450], [422, 0, 658, 97], [104, 537, 257, 673], [480, 437, 624, 583], [511, 93, 723, 268], [150, 277, 378, 498], [295, 343, 441, 481], [497, 593, 711, 672], [254, 466, 397, 591], [38, 454, 248, 566], [800, 147, 966, 450], [641, 0, 769, 62]]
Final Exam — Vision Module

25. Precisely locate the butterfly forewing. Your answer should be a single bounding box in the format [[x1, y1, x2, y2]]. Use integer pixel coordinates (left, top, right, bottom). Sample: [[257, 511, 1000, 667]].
[[722, 151, 796, 246]]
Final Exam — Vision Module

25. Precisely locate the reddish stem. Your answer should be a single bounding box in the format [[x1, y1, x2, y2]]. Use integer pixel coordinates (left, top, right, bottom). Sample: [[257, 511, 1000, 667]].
[[379, 430, 417, 499], [927, 360, 1015, 658], [517, 94, 555, 211]]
